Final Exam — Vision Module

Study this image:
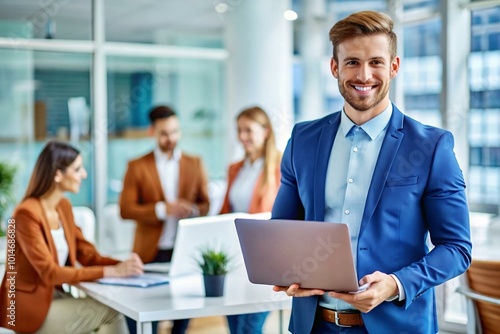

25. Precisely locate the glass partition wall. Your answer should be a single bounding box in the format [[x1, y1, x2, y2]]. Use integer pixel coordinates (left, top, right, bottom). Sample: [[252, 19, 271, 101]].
[[0, 0, 226, 213], [106, 56, 225, 203], [0, 49, 93, 206]]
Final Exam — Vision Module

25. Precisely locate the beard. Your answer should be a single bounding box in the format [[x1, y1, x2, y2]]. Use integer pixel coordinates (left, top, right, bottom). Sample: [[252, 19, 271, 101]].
[[338, 79, 390, 112], [159, 142, 176, 153]]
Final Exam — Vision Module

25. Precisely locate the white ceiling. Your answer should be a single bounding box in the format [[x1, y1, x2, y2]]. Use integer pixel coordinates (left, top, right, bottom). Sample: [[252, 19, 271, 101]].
[[0, 0, 225, 43]]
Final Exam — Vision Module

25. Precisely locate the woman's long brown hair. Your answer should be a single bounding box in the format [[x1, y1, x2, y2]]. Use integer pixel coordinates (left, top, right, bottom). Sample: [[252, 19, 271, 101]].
[[23, 140, 80, 200]]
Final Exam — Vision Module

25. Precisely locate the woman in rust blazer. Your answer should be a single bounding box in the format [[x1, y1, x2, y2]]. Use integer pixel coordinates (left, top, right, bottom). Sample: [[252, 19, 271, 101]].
[[220, 106, 282, 334], [0, 140, 143, 333]]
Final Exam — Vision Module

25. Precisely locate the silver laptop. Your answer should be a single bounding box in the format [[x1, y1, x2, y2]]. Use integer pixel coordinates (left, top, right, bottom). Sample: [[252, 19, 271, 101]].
[[234, 218, 362, 292]]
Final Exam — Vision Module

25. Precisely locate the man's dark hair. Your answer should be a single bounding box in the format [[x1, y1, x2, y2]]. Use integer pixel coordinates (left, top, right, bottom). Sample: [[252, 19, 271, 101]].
[[148, 105, 177, 124]]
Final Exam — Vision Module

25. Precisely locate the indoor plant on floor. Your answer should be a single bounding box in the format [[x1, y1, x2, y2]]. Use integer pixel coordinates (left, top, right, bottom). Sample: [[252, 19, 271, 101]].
[[197, 246, 231, 297]]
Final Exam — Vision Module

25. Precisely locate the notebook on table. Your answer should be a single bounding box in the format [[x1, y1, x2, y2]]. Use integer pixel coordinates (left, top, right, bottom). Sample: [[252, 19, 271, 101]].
[[96, 273, 170, 288], [234, 218, 368, 292]]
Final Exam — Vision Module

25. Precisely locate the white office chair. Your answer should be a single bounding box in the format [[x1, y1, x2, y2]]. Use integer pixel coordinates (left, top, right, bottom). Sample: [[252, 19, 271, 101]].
[[100, 203, 135, 258], [208, 179, 227, 216], [72, 206, 96, 242], [67, 206, 98, 298]]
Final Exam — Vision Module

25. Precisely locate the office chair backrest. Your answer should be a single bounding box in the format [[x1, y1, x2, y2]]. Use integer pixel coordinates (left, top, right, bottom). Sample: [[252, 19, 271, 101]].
[[101, 203, 135, 256], [72, 206, 96, 243], [467, 259, 500, 334]]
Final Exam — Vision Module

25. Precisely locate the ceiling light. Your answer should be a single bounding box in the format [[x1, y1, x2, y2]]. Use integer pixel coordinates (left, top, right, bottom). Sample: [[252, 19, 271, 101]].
[[283, 10, 298, 21], [215, 3, 229, 14]]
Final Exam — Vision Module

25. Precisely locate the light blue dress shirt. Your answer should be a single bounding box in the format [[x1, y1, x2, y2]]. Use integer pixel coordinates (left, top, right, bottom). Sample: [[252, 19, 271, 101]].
[[319, 104, 392, 310]]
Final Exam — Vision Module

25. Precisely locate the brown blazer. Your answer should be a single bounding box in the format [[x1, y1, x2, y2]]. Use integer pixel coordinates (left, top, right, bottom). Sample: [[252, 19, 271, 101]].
[[119, 151, 210, 263], [220, 159, 281, 214], [0, 198, 119, 333]]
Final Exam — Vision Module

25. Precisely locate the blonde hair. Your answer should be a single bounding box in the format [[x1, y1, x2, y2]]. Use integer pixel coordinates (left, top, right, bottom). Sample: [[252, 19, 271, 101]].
[[237, 106, 281, 188]]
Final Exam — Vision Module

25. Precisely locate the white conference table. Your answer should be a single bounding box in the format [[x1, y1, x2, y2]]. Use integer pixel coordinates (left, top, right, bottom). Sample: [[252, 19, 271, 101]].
[[78, 267, 292, 334]]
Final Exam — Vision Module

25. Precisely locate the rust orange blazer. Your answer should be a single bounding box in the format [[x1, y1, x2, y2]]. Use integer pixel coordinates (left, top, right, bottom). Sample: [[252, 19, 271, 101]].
[[0, 198, 119, 333], [220, 159, 281, 214], [119, 151, 210, 263]]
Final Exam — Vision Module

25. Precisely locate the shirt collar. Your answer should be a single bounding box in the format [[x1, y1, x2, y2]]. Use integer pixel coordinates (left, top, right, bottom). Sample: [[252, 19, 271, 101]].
[[243, 157, 264, 169], [340, 103, 393, 140], [154, 146, 181, 162]]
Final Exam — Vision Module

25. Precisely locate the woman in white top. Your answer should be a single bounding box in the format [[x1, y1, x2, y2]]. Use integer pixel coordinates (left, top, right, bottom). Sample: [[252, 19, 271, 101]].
[[0, 140, 143, 333], [220, 106, 282, 334]]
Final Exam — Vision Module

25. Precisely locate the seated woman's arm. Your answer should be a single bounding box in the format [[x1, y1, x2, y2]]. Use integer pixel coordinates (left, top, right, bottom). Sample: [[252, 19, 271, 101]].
[[15, 207, 142, 286]]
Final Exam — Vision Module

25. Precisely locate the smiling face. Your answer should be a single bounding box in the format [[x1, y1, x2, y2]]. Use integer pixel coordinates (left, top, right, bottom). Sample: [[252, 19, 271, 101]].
[[55, 154, 87, 194], [331, 33, 399, 124], [237, 116, 269, 160]]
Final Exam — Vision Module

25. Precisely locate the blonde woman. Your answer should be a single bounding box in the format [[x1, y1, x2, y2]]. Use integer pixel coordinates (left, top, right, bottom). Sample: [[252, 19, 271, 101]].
[[220, 106, 281, 333]]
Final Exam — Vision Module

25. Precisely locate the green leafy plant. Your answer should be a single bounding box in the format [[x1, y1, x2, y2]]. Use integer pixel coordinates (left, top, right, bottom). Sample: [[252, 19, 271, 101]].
[[196, 247, 231, 276], [192, 108, 217, 121], [192, 108, 218, 136], [0, 161, 17, 236]]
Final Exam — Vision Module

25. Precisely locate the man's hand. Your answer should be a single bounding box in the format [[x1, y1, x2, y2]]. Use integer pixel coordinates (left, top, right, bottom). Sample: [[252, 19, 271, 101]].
[[273, 283, 325, 297], [328, 271, 398, 313], [166, 200, 194, 219]]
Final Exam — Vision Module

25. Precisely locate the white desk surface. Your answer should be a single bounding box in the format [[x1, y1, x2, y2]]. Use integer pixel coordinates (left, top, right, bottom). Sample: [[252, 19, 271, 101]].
[[78, 266, 291, 329]]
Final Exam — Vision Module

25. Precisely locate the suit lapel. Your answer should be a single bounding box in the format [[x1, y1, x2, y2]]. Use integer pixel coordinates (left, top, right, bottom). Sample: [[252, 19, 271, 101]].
[[36, 199, 59, 264], [313, 113, 341, 221], [178, 155, 187, 199], [361, 106, 405, 226], [146, 152, 165, 200]]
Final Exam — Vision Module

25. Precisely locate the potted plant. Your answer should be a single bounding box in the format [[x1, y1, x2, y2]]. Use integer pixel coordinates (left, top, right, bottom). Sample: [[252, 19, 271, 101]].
[[0, 161, 17, 251], [196, 246, 231, 297], [192, 108, 217, 136]]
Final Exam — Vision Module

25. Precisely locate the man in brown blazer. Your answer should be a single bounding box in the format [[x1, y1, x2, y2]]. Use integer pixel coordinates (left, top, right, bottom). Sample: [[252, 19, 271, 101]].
[[119, 105, 210, 334]]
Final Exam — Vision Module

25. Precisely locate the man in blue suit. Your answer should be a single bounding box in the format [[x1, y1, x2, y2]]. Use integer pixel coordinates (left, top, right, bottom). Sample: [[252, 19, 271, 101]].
[[272, 10, 472, 334]]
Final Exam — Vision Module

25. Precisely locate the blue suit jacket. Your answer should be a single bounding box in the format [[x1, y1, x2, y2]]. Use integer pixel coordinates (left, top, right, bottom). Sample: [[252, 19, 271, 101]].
[[272, 106, 472, 334]]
